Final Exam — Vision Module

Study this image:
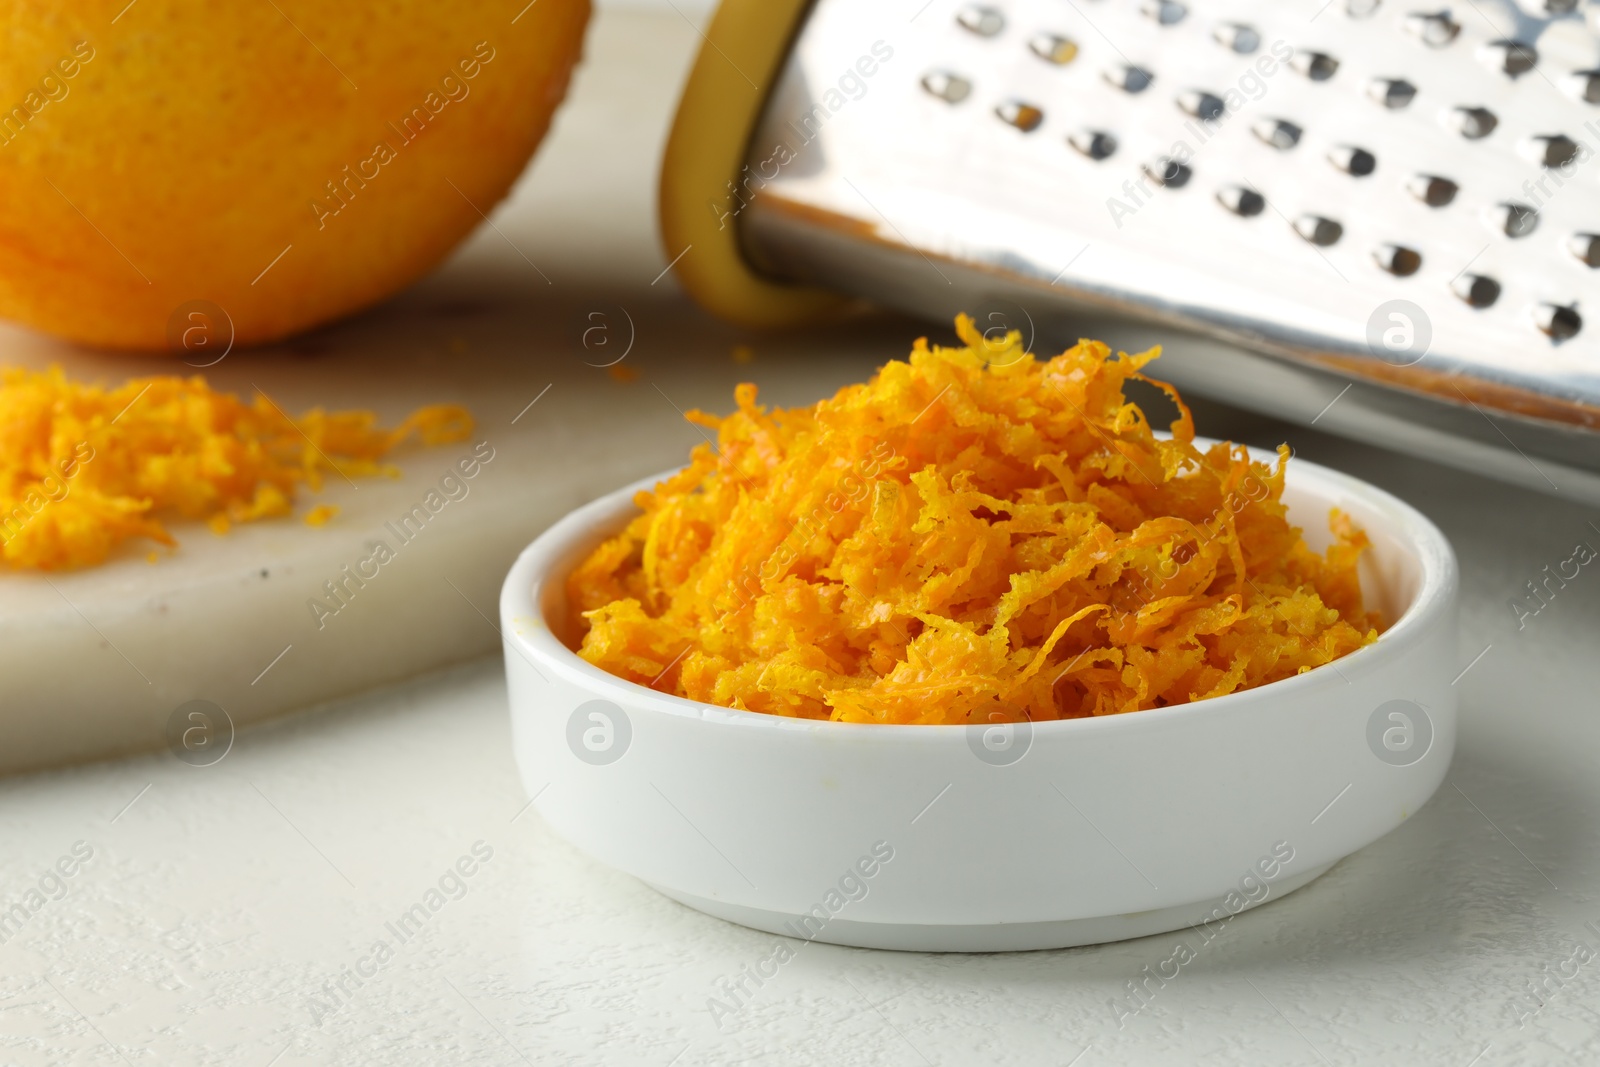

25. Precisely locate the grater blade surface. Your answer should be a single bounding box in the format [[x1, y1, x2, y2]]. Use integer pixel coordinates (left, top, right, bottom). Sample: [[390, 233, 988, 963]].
[[733, 0, 1600, 499]]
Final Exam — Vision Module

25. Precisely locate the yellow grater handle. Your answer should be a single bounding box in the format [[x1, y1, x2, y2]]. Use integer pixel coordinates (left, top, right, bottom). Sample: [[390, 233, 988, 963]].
[[658, 0, 845, 327]]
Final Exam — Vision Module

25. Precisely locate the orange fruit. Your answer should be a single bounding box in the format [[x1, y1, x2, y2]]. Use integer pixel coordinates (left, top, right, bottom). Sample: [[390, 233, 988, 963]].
[[0, 0, 590, 351]]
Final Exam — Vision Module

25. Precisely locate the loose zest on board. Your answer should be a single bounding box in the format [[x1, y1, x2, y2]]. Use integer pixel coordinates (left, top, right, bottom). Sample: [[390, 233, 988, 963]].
[[0, 367, 471, 570], [568, 317, 1381, 725]]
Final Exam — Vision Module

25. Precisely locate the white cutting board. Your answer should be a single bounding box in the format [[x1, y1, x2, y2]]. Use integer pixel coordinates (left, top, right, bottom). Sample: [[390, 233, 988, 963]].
[[0, 320, 895, 776], [0, 11, 899, 775]]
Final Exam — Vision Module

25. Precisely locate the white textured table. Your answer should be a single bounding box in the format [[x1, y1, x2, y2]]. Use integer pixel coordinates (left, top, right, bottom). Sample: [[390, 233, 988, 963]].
[[4, 7, 1599, 1066]]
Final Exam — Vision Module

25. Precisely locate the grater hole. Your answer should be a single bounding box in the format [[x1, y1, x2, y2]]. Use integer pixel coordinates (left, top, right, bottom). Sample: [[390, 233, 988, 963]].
[[1406, 11, 1461, 48], [1452, 106, 1499, 139], [1452, 274, 1501, 309], [1177, 90, 1227, 122], [1571, 233, 1600, 268], [1369, 78, 1417, 109], [1572, 70, 1600, 105], [1029, 34, 1079, 66], [1068, 129, 1118, 160], [1141, 0, 1188, 26], [1530, 134, 1581, 169], [1214, 23, 1261, 54], [1329, 145, 1378, 177], [1533, 303, 1582, 341], [1291, 51, 1341, 81], [1483, 40, 1539, 79], [1347, 0, 1383, 16], [1106, 64, 1155, 94], [921, 72, 973, 105], [1252, 118, 1303, 150], [1295, 215, 1344, 246], [1407, 174, 1459, 207], [956, 5, 1006, 37], [1143, 157, 1193, 188], [995, 100, 1044, 132], [1217, 185, 1266, 217], [1490, 201, 1540, 238], [1375, 244, 1423, 276]]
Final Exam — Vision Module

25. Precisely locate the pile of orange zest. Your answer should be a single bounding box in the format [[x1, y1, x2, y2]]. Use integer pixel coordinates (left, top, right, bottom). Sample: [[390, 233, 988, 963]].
[[0, 366, 472, 570], [567, 316, 1382, 726]]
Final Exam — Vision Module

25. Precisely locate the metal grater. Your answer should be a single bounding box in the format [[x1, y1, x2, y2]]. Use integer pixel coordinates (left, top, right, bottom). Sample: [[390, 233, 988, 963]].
[[715, 0, 1600, 500]]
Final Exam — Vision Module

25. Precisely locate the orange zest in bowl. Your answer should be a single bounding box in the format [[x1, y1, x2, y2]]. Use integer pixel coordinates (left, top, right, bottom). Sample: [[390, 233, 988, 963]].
[[0, 367, 471, 570], [567, 317, 1381, 724]]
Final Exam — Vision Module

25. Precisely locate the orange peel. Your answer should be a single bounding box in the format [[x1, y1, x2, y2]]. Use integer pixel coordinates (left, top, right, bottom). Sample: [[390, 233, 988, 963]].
[[568, 317, 1380, 724], [0, 366, 471, 570]]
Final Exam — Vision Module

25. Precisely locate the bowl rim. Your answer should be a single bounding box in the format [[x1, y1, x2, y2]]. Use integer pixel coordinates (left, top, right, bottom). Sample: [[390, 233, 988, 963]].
[[501, 444, 1458, 739]]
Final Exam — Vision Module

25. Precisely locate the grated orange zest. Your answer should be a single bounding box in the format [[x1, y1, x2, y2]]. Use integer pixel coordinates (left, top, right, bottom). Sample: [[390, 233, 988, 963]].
[[0, 366, 472, 570], [567, 317, 1382, 724]]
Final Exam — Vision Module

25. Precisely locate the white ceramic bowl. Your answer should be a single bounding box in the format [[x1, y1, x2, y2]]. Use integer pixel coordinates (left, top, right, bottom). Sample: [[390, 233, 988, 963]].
[[501, 450, 1458, 951]]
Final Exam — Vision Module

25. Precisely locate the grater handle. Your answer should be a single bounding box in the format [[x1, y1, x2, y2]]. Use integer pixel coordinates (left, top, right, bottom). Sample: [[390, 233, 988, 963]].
[[658, 0, 841, 327]]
